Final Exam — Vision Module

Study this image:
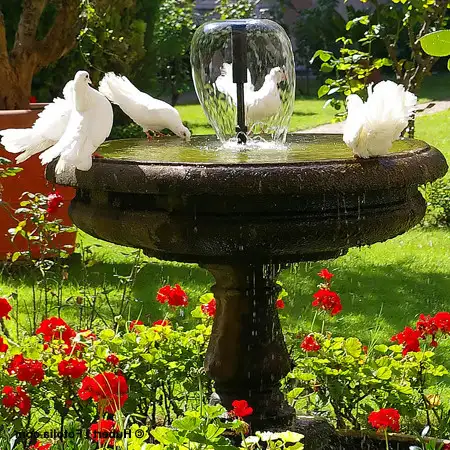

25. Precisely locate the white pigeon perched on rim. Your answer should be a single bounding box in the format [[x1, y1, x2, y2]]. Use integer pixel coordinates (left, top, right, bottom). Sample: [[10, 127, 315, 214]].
[[0, 81, 73, 163], [343, 80, 417, 158], [214, 62, 254, 105], [98, 72, 191, 141], [39, 70, 113, 174]]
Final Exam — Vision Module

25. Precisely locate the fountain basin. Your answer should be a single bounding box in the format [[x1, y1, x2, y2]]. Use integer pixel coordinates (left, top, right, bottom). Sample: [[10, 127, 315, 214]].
[[46, 134, 447, 264]]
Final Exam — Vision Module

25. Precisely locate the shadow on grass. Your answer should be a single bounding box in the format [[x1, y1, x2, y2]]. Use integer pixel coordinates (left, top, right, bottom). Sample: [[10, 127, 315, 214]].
[[292, 111, 317, 117]]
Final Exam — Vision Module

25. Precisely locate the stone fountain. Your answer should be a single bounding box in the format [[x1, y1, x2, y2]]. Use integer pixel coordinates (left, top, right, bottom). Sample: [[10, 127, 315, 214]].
[[46, 19, 447, 436]]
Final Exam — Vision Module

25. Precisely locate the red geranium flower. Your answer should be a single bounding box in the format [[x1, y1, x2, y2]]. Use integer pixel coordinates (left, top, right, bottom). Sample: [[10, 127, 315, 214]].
[[47, 191, 64, 215], [106, 354, 120, 366], [201, 298, 216, 317], [2, 386, 31, 415], [318, 268, 334, 281], [7, 355, 44, 386], [78, 372, 128, 413], [0, 336, 8, 352], [0, 297, 12, 319], [156, 284, 188, 307], [368, 408, 400, 433], [230, 400, 253, 418], [36, 317, 76, 344], [152, 319, 171, 327], [391, 326, 421, 356], [29, 96, 37, 104], [362, 345, 368, 354], [275, 298, 285, 309], [433, 312, 450, 333], [65, 399, 73, 408], [301, 335, 321, 352], [312, 289, 342, 316], [129, 320, 144, 332], [90, 419, 118, 446], [29, 441, 52, 450], [58, 358, 87, 379]]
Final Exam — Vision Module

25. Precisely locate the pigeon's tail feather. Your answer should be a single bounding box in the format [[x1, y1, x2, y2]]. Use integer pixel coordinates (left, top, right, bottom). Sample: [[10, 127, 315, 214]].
[[40, 144, 65, 165], [99, 72, 142, 105], [0, 128, 54, 162]]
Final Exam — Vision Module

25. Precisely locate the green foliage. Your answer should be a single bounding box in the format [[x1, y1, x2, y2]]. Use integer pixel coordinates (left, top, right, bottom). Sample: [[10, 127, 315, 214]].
[[285, 333, 449, 433], [213, 0, 260, 19], [422, 179, 450, 227], [314, 0, 450, 117], [0, 157, 23, 180], [420, 30, 450, 71]]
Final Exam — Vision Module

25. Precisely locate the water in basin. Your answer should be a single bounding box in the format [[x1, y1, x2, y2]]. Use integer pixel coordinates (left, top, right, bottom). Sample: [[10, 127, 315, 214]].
[[99, 134, 423, 165]]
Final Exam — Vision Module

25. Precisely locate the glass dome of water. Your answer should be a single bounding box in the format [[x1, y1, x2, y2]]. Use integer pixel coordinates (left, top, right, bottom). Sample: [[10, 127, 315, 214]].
[[190, 19, 295, 146]]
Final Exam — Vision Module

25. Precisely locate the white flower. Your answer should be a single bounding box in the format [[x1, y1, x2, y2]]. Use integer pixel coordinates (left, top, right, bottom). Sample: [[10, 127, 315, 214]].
[[343, 81, 417, 158], [242, 435, 260, 446], [255, 431, 280, 441]]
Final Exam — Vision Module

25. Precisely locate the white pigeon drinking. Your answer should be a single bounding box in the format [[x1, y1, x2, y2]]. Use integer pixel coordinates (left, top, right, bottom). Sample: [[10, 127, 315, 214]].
[[98, 72, 191, 141], [343, 80, 417, 158], [39, 71, 113, 174], [214, 62, 254, 105], [0, 81, 73, 163]]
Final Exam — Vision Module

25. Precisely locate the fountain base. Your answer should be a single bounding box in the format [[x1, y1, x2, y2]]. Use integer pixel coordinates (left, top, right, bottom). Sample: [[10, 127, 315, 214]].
[[203, 263, 295, 430]]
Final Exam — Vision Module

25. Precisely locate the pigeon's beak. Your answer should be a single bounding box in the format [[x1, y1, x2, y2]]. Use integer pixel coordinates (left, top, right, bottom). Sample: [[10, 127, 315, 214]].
[[87, 77, 92, 85]]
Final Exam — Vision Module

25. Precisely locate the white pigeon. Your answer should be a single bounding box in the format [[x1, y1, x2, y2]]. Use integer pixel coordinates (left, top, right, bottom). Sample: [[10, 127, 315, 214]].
[[343, 80, 417, 158], [39, 71, 113, 174], [214, 62, 254, 105], [98, 72, 191, 141], [245, 67, 285, 124], [0, 81, 73, 163]]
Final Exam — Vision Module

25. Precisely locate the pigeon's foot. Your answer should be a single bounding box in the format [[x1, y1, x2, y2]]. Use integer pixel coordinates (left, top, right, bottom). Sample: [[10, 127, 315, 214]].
[[145, 131, 153, 141], [93, 152, 104, 159]]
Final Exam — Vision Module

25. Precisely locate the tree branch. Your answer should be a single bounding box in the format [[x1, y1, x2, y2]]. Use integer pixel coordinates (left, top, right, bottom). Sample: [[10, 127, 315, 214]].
[[0, 11, 7, 58], [35, 0, 81, 69], [12, 0, 48, 55]]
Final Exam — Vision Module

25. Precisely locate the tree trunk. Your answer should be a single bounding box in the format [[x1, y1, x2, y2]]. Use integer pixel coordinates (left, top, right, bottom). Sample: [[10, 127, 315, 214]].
[[0, 64, 32, 109]]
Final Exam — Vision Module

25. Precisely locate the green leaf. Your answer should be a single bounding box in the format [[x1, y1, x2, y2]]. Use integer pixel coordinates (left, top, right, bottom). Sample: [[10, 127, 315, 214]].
[[447, 58, 450, 71], [199, 293, 215, 304], [320, 62, 334, 73], [374, 344, 388, 353], [172, 416, 201, 431], [278, 431, 304, 443], [99, 329, 115, 340], [375, 366, 392, 380], [344, 337, 362, 358], [151, 427, 183, 445], [420, 30, 450, 57], [310, 50, 332, 64], [318, 85, 330, 98]]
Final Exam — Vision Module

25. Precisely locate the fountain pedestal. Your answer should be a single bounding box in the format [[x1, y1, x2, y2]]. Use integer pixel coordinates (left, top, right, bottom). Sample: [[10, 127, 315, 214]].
[[204, 264, 294, 429], [46, 134, 448, 432]]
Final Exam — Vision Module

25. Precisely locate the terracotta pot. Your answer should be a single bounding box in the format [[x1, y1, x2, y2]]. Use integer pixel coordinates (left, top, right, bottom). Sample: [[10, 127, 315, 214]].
[[0, 104, 76, 260]]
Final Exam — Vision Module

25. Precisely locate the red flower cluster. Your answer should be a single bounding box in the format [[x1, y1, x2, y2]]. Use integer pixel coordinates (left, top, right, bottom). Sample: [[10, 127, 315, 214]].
[[318, 268, 334, 281], [391, 327, 421, 356], [78, 372, 128, 413], [301, 335, 321, 352], [153, 319, 171, 327], [0, 336, 8, 352], [312, 289, 342, 316], [106, 354, 120, 366], [416, 312, 450, 348], [7, 354, 44, 386], [0, 297, 12, 319], [90, 419, 118, 446], [58, 358, 87, 379], [36, 317, 76, 344], [201, 298, 217, 317], [30, 441, 52, 450], [230, 399, 253, 418], [275, 298, 285, 309], [47, 191, 64, 215], [156, 284, 188, 307], [2, 385, 31, 415], [129, 320, 144, 332], [368, 408, 400, 433]]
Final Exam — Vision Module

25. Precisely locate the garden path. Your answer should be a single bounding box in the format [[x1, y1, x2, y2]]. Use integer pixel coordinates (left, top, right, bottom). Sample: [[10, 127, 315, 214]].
[[298, 100, 450, 133]]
